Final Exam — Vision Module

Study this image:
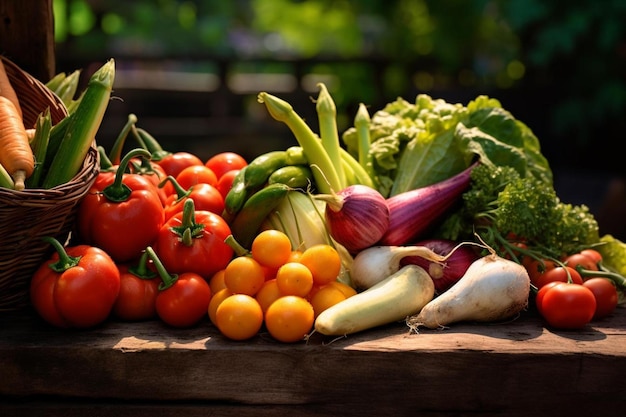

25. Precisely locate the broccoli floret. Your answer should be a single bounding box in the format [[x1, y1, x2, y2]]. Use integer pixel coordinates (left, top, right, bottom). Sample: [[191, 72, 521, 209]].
[[435, 162, 599, 258]]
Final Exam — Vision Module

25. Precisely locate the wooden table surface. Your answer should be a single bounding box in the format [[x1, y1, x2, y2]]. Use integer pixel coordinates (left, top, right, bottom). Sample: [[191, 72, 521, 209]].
[[1, 305, 625, 417]]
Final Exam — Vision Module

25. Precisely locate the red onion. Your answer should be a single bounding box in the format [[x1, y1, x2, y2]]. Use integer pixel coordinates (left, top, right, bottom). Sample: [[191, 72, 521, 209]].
[[380, 163, 476, 246], [317, 185, 390, 253], [400, 239, 479, 293]]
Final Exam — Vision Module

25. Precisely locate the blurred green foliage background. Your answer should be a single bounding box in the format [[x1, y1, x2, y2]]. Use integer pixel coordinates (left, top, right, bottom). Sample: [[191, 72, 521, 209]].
[[52, 0, 626, 177]]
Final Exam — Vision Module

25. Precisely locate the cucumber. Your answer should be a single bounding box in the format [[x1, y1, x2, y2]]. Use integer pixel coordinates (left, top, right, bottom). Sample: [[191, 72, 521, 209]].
[[229, 183, 291, 249], [222, 166, 249, 223], [243, 150, 288, 189], [268, 164, 314, 190]]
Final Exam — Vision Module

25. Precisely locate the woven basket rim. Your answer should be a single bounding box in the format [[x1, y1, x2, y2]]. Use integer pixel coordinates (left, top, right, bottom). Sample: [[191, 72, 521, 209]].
[[0, 56, 100, 312], [1, 55, 68, 127]]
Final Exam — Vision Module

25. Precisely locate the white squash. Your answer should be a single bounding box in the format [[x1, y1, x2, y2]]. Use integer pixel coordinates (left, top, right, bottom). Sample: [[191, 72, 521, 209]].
[[315, 264, 435, 336]]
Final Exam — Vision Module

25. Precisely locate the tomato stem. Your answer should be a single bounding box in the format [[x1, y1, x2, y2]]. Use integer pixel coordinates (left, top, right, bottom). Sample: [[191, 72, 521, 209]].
[[159, 175, 191, 202], [109, 113, 138, 165], [145, 246, 178, 291], [102, 148, 151, 202], [133, 126, 171, 161], [224, 234, 250, 257], [170, 199, 205, 246], [128, 250, 158, 280], [129, 155, 161, 179], [42, 236, 81, 273], [97, 145, 116, 172], [576, 264, 626, 290]]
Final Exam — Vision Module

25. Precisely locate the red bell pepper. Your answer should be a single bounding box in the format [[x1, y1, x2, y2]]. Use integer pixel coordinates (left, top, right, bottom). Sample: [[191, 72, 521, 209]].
[[30, 236, 120, 328], [77, 148, 165, 262], [153, 198, 233, 280]]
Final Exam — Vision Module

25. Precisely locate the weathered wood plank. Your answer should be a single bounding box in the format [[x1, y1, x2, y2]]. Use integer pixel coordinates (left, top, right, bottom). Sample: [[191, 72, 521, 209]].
[[0, 307, 624, 416], [0, 0, 55, 81]]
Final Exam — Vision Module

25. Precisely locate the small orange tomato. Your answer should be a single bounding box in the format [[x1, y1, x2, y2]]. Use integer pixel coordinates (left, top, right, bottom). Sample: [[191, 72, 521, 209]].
[[251, 229, 293, 269], [223, 256, 265, 296], [299, 244, 341, 286], [215, 294, 263, 341], [275, 262, 314, 298], [264, 295, 314, 343]]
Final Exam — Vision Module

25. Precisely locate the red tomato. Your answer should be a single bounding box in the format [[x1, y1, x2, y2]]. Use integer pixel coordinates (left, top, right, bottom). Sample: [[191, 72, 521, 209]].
[[533, 266, 583, 289], [524, 258, 556, 288], [156, 271, 212, 328], [536, 283, 596, 329], [583, 278, 618, 319], [580, 249, 603, 263], [128, 158, 170, 206], [113, 262, 160, 321], [564, 252, 599, 272], [534, 281, 563, 316], [157, 151, 204, 178], [176, 164, 218, 188], [163, 183, 225, 220], [30, 238, 120, 328], [205, 152, 248, 179], [216, 169, 240, 199], [154, 199, 233, 279]]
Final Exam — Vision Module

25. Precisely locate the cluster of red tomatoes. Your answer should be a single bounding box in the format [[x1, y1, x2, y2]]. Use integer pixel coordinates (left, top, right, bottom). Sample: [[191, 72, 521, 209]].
[[523, 248, 619, 329], [30, 149, 251, 330]]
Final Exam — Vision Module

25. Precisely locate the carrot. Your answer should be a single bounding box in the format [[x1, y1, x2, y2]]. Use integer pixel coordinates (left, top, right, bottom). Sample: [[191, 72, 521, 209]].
[[0, 59, 23, 120], [0, 96, 34, 190]]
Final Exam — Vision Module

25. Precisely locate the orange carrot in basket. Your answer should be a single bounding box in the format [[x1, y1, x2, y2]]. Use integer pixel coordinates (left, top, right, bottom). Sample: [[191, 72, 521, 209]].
[[0, 59, 23, 120], [0, 96, 34, 190]]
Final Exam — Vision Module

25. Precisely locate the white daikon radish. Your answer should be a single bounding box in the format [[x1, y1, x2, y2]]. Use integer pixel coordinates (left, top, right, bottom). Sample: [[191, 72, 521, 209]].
[[407, 253, 530, 330]]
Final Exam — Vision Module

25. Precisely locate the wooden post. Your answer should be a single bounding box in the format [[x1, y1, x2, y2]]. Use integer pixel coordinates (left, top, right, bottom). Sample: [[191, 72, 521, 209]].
[[0, 0, 55, 81]]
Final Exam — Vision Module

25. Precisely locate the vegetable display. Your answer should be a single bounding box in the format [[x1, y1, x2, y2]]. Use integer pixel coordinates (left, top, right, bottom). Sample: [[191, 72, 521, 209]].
[[16, 64, 626, 344]]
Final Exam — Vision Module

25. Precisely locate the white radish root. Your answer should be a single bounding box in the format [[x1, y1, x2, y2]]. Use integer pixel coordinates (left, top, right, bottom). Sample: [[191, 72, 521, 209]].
[[407, 253, 530, 330]]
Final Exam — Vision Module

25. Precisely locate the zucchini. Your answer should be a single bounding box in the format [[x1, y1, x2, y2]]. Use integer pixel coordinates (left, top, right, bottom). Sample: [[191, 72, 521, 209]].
[[43, 59, 115, 188]]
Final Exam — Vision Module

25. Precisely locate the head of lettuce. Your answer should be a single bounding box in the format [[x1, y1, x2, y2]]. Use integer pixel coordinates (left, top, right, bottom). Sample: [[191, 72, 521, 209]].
[[341, 94, 553, 198]]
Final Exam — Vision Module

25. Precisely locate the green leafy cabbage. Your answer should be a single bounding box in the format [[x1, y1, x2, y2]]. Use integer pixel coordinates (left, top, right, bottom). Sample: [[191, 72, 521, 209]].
[[341, 94, 553, 197]]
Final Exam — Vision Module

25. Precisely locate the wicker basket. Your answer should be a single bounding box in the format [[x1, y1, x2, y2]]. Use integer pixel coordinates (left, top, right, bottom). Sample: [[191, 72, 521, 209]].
[[0, 56, 100, 312]]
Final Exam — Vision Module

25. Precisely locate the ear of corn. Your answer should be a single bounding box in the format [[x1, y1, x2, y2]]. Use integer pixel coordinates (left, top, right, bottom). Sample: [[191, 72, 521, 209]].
[[45, 72, 67, 92], [25, 109, 52, 189], [42, 59, 115, 188], [53, 69, 81, 107], [0, 162, 14, 189]]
